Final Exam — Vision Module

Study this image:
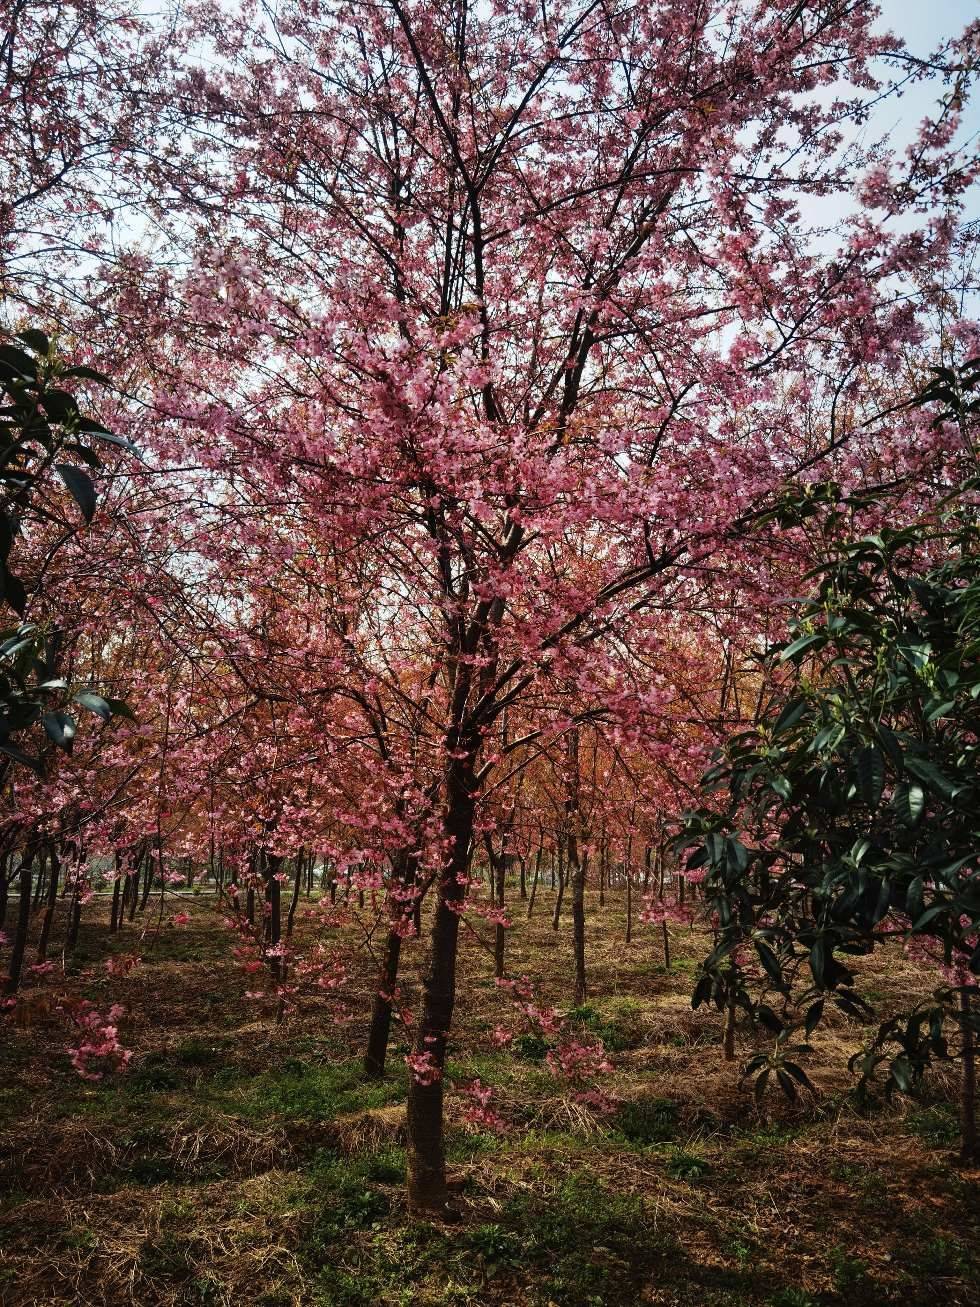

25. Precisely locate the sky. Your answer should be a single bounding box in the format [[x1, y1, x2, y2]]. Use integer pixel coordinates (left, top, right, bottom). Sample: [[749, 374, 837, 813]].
[[878, 0, 980, 143]]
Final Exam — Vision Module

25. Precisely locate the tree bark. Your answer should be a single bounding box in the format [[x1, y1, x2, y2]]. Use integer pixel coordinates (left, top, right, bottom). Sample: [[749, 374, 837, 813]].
[[527, 839, 543, 918], [551, 835, 566, 931], [4, 844, 38, 995], [961, 988, 977, 1163], [365, 851, 418, 1079], [36, 844, 60, 961], [406, 763, 475, 1214]]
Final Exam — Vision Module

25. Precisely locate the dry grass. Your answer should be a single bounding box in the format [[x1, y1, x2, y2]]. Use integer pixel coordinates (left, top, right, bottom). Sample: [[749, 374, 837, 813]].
[[0, 887, 977, 1306]]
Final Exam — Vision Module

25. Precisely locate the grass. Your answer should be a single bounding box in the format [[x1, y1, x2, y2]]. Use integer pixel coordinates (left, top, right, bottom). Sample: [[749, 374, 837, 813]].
[[0, 891, 978, 1306]]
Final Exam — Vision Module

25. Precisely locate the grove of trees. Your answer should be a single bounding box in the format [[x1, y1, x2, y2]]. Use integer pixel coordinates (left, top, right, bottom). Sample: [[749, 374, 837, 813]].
[[1, 0, 979, 1262]]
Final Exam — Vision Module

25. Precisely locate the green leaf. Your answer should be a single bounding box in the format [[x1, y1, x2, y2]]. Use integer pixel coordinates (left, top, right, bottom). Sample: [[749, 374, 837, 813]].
[[755, 939, 785, 988], [925, 700, 956, 722], [781, 1060, 813, 1092], [855, 746, 885, 810], [890, 1056, 913, 1094], [74, 691, 112, 721], [893, 781, 925, 825], [56, 464, 97, 522], [911, 904, 947, 931], [15, 329, 50, 355], [0, 345, 38, 379], [775, 1068, 799, 1101], [1, 565, 27, 615], [42, 711, 76, 752], [61, 365, 112, 386], [756, 1005, 784, 1035], [772, 697, 808, 735], [770, 774, 792, 800], [105, 697, 137, 722], [780, 632, 827, 663], [804, 999, 824, 1037], [905, 755, 957, 798], [0, 740, 42, 773], [41, 389, 81, 422], [809, 937, 826, 988]]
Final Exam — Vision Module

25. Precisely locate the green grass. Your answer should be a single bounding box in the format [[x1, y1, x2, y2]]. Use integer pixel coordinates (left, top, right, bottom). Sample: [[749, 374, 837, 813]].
[[243, 1058, 406, 1121], [609, 1095, 678, 1145], [905, 1104, 959, 1150], [500, 1175, 675, 1307]]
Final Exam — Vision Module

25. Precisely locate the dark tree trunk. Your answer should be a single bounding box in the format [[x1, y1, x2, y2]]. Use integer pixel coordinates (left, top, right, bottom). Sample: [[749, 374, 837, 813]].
[[4, 845, 38, 995], [265, 853, 283, 979], [36, 844, 61, 961], [109, 851, 123, 933], [527, 839, 543, 918], [365, 928, 403, 1080], [139, 842, 156, 911], [962, 988, 977, 1163], [494, 848, 506, 979], [365, 852, 418, 1079], [31, 849, 47, 908], [565, 730, 588, 1004], [286, 852, 303, 938], [406, 764, 476, 1215], [570, 846, 588, 1004], [624, 834, 633, 944], [598, 827, 606, 908], [551, 836, 566, 931]]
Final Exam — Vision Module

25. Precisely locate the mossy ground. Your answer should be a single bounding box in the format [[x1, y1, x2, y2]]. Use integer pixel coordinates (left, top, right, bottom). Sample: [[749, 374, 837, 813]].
[[0, 886, 977, 1305]]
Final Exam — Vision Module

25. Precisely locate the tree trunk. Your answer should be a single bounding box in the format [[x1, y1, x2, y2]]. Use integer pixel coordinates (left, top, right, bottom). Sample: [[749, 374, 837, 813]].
[[565, 730, 588, 1004], [139, 842, 155, 911], [265, 853, 283, 979], [490, 836, 506, 980], [551, 836, 566, 931], [406, 765, 475, 1214], [598, 826, 606, 909], [286, 852, 303, 938], [4, 845, 38, 995], [527, 840, 543, 918], [723, 997, 736, 1061], [365, 928, 404, 1079], [36, 844, 60, 961], [571, 845, 588, 1004], [365, 852, 418, 1079], [962, 988, 977, 1163], [109, 851, 123, 933]]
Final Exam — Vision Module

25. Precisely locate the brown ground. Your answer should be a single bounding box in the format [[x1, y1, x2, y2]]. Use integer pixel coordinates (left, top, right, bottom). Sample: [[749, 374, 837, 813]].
[[0, 884, 977, 1307]]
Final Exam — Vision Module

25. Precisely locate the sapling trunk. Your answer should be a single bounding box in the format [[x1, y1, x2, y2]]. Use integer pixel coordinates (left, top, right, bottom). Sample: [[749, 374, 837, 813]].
[[286, 853, 303, 938], [571, 846, 588, 1004], [552, 837, 566, 930], [527, 840, 543, 919], [962, 988, 977, 1163], [494, 842, 506, 979], [109, 851, 123, 933], [4, 850, 36, 995], [36, 844, 60, 961]]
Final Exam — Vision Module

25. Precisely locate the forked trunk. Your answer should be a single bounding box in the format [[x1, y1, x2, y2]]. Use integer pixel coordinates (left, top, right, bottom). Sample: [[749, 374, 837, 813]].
[[364, 852, 418, 1079]]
